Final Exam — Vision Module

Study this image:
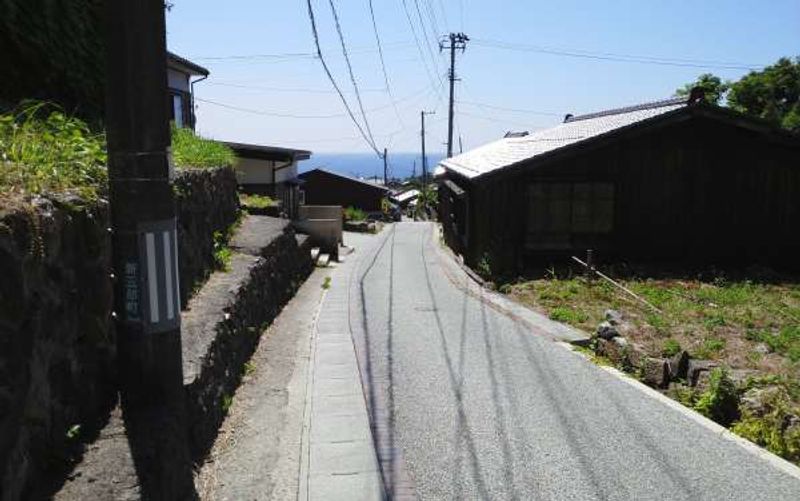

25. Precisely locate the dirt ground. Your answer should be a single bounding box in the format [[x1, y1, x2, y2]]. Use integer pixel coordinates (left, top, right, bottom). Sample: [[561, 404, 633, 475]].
[[502, 269, 800, 402]]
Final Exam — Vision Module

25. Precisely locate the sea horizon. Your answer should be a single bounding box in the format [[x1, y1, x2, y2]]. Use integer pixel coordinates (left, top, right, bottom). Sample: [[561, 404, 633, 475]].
[[300, 152, 446, 181]]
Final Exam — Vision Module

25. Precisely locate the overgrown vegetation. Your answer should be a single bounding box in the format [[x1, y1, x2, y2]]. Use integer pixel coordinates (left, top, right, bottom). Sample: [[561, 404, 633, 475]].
[[239, 193, 277, 209], [212, 215, 244, 272], [0, 104, 238, 202], [0, 103, 107, 199], [504, 271, 800, 405], [693, 367, 740, 426], [504, 267, 800, 464], [732, 385, 800, 462], [343, 206, 367, 221], [171, 127, 235, 169]]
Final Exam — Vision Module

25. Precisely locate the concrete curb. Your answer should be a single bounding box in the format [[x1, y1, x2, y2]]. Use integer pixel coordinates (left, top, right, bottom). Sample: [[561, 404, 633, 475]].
[[429, 224, 592, 346], [430, 224, 800, 484], [563, 343, 800, 483]]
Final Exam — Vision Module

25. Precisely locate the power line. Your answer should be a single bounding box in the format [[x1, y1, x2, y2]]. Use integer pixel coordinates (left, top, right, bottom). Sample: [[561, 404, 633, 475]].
[[459, 110, 548, 129], [400, 0, 442, 100], [190, 41, 414, 61], [367, 0, 391, 92], [196, 83, 437, 119], [367, 0, 405, 127], [471, 38, 764, 70], [327, 0, 380, 154], [206, 81, 386, 94], [413, 0, 442, 75], [436, 0, 449, 30], [305, 0, 380, 155], [457, 100, 562, 116]]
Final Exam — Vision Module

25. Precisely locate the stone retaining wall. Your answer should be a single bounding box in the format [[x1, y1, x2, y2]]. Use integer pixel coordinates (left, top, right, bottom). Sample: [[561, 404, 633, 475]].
[[1, 166, 241, 499], [175, 166, 240, 306], [182, 216, 313, 458], [53, 216, 313, 498], [0, 196, 116, 501]]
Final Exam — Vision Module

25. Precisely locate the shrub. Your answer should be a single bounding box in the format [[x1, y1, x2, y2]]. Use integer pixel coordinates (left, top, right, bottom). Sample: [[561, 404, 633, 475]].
[[476, 253, 492, 279], [0, 102, 107, 199], [171, 127, 235, 169], [343, 206, 367, 221], [239, 193, 277, 209], [732, 386, 800, 463], [694, 367, 740, 426]]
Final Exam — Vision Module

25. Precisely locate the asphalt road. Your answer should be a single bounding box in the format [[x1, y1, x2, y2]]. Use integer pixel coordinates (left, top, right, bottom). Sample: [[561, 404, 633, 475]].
[[347, 222, 800, 500]]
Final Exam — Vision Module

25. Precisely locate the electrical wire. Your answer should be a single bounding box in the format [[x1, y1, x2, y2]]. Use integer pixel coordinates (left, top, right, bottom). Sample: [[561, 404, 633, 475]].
[[400, 0, 443, 100], [457, 100, 562, 117], [305, 0, 381, 155], [459, 110, 550, 129], [367, 0, 406, 128], [412, 0, 442, 75], [206, 81, 386, 94], [472, 38, 764, 70], [367, 0, 391, 92], [196, 82, 438, 120], [327, 0, 381, 155]]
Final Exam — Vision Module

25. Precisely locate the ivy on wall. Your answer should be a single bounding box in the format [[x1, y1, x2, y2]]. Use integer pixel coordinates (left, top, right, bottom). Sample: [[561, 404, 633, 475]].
[[0, 0, 106, 121]]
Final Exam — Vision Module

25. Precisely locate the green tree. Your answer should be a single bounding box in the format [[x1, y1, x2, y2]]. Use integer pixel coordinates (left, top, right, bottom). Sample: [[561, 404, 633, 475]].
[[678, 57, 800, 131], [676, 73, 730, 105], [727, 57, 800, 131]]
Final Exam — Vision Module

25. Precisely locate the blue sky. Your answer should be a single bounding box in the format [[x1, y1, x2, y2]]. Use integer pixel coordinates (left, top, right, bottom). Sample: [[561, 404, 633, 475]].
[[166, 0, 800, 155]]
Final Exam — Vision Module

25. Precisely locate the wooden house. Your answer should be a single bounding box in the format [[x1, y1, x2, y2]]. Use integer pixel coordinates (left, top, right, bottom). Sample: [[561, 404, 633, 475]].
[[166, 52, 208, 130], [226, 142, 311, 219], [298, 168, 390, 214], [436, 94, 800, 275]]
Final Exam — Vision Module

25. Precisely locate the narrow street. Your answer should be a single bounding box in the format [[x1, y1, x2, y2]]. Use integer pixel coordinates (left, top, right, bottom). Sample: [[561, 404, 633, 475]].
[[344, 222, 800, 500]]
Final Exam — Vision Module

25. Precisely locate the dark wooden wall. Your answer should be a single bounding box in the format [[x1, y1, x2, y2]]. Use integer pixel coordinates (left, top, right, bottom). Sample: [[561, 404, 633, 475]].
[[445, 115, 800, 275], [300, 170, 387, 212]]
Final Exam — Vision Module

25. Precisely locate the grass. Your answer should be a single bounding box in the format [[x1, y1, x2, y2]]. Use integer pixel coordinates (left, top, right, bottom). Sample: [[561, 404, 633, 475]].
[[239, 193, 277, 209], [322, 276, 332, 290], [662, 338, 682, 357], [0, 103, 236, 202], [343, 206, 367, 222], [0, 102, 107, 199], [504, 270, 800, 401], [171, 126, 235, 169]]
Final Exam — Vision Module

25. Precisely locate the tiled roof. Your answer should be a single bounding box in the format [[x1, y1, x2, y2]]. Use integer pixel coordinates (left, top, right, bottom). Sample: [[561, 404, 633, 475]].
[[440, 97, 688, 179]]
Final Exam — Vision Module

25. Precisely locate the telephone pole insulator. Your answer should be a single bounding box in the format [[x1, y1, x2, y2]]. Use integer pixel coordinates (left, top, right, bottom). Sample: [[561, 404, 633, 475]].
[[440, 32, 469, 159]]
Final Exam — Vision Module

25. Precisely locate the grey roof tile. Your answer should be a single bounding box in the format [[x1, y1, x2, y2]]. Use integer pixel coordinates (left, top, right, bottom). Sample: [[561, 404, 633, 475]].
[[440, 98, 687, 179]]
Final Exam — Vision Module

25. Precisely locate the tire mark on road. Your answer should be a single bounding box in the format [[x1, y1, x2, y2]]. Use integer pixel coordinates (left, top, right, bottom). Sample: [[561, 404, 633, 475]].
[[419, 224, 492, 499]]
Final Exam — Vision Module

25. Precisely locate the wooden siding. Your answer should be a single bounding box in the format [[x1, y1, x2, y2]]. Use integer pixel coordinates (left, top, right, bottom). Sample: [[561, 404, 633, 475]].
[[299, 170, 388, 212], [443, 115, 800, 275]]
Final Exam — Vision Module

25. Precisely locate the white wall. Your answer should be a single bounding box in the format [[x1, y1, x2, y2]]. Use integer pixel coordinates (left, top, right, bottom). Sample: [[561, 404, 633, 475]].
[[274, 162, 298, 183], [236, 157, 274, 185], [235, 157, 297, 185], [167, 68, 190, 92]]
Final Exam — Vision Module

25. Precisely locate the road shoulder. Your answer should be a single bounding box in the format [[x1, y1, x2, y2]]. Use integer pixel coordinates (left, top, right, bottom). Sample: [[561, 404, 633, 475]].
[[194, 269, 326, 500]]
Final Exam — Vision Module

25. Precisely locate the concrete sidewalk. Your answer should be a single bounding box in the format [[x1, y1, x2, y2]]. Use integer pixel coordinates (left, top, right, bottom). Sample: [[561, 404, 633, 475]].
[[298, 234, 385, 500]]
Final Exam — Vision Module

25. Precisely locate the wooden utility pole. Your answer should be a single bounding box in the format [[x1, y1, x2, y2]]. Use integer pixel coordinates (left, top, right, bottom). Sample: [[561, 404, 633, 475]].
[[106, 0, 193, 497], [440, 32, 469, 158], [420, 110, 436, 187], [383, 147, 388, 186]]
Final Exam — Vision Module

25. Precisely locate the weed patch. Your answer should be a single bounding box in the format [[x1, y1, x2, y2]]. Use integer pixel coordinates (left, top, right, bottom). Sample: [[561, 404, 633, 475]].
[[343, 206, 367, 222], [171, 127, 235, 169], [0, 102, 107, 199]]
